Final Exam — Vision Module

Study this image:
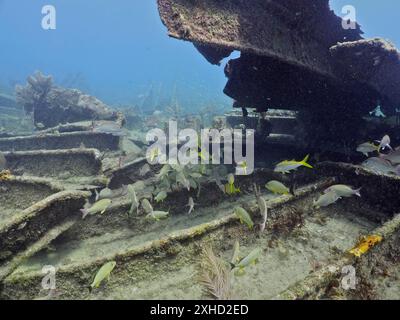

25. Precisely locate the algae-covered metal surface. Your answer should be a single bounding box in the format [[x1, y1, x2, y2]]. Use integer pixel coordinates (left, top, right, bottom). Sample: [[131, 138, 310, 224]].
[[157, 0, 400, 111], [0, 131, 120, 152], [1, 163, 399, 300]]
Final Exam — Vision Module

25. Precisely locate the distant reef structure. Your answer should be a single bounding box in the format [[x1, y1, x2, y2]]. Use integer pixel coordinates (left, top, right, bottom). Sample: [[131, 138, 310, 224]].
[[157, 0, 400, 147], [16, 72, 123, 129]]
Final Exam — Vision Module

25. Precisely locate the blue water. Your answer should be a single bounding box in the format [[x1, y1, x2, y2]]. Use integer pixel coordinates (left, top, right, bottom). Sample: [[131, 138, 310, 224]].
[[0, 1, 399, 110]]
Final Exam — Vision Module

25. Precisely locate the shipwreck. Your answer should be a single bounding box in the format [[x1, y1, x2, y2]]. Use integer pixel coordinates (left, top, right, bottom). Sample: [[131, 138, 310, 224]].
[[0, 1, 400, 300], [157, 0, 400, 149]]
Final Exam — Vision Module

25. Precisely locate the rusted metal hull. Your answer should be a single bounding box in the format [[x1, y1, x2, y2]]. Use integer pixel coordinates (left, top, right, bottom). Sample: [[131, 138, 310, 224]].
[[157, 0, 400, 114]]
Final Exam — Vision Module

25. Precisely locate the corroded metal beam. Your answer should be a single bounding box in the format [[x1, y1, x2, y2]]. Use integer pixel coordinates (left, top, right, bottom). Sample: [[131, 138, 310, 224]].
[[157, 0, 400, 113], [157, 0, 361, 75]]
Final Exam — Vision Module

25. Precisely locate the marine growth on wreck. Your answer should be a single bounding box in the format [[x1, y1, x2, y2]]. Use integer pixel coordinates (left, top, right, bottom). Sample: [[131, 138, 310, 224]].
[[0, 0, 399, 305]]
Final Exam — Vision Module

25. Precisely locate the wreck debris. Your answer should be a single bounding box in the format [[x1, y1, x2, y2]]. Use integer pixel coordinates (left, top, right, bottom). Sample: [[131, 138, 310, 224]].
[[3, 149, 103, 178], [16, 71, 123, 129], [0, 131, 120, 152], [330, 38, 400, 116], [157, 0, 400, 148]]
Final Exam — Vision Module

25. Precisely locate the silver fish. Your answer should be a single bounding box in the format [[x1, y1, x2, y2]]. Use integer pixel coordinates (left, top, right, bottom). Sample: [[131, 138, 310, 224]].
[[254, 184, 268, 233], [157, 164, 171, 180], [146, 210, 169, 221], [369, 106, 386, 118], [378, 135, 392, 151], [324, 185, 361, 198], [356, 142, 378, 157], [176, 172, 190, 191], [131, 181, 145, 191], [141, 198, 153, 214], [381, 149, 400, 165], [128, 185, 139, 215], [258, 200, 268, 233], [111, 185, 128, 198], [95, 188, 113, 201], [362, 157, 396, 175], [80, 199, 112, 219], [187, 197, 195, 214], [139, 163, 151, 177], [155, 190, 167, 203], [313, 191, 341, 208], [231, 241, 241, 265]]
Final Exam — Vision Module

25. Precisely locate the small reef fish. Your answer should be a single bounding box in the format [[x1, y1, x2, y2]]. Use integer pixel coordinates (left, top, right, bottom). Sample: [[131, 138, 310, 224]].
[[265, 180, 290, 195], [157, 164, 171, 179], [90, 261, 117, 291], [176, 172, 190, 191], [111, 185, 128, 198], [141, 198, 153, 214], [131, 180, 145, 192], [378, 135, 392, 151], [381, 149, 400, 165], [231, 248, 262, 275], [231, 241, 241, 265], [259, 205, 268, 233], [155, 190, 168, 203], [234, 207, 254, 229], [369, 106, 386, 118], [324, 185, 361, 198], [212, 169, 225, 193], [225, 173, 241, 195], [349, 235, 383, 257], [0, 152, 7, 170], [274, 155, 313, 174], [254, 183, 268, 232], [146, 210, 169, 221], [95, 188, 113, 201], [139, 163, 151, 177], [313, 191, 341, 209], [80, 199, 112, 219], [356, 142, 379, 157], [17, 222, 28, 230], [187, 197, 195, 214], [228, 173, 235, 185], [36, 122, 45, 129], [236, 161, 247, 175], [127, 185, 139, 215], [362, 157, 396, 175]]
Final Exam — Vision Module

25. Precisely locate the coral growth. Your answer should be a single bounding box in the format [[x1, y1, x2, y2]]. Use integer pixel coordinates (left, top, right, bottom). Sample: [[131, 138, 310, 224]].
[[15, 71, 122, 129], [196, 245, 233, 300], [15, 71, 53, 114], [0, 170, 12, 181], [271, 206, 305, 238]]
